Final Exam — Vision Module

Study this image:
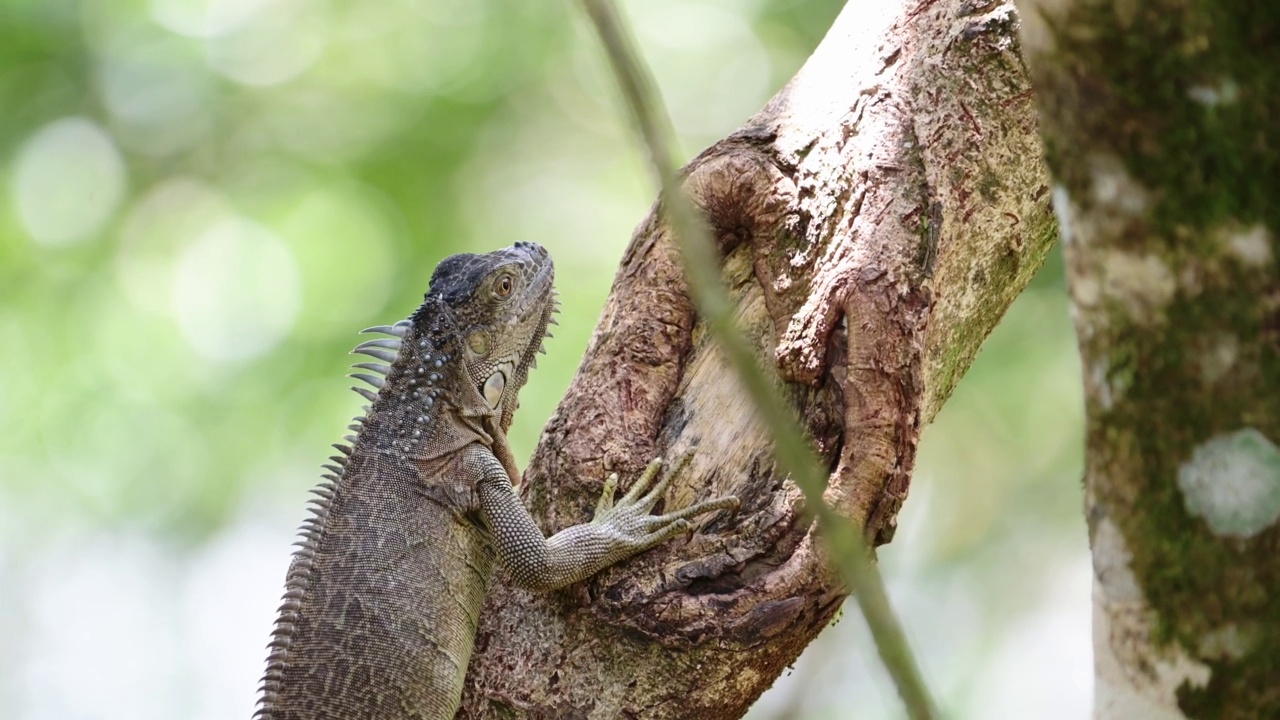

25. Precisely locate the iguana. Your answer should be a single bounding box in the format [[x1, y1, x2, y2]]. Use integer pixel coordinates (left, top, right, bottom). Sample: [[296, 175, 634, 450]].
[[256, 241, 738, 720]]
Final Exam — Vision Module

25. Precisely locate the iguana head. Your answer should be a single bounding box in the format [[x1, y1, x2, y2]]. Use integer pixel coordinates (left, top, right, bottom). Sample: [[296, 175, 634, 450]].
[[347, 243, 555, 458], [420, 241, 556, 429]]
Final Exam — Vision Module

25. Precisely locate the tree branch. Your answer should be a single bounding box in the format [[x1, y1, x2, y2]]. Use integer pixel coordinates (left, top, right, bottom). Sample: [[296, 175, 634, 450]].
[[460, 1, 1053, 716], [578, 0, 935, 716]]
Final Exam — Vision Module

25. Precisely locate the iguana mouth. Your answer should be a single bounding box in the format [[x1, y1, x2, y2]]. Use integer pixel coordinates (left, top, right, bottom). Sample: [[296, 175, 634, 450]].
[[511, 247, 556, 381]]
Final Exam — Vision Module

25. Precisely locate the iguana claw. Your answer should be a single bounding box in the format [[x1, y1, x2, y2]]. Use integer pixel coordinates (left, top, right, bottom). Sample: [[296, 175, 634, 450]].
[[591, 451, 739, 552]]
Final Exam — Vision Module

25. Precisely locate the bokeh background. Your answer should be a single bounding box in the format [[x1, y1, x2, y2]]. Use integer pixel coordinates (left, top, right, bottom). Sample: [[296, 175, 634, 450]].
[[0, 0, 1088, 717]]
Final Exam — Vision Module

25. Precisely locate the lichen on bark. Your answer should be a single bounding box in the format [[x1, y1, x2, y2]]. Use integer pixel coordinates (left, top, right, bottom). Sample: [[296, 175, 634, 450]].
[[1017, 0, 1280, 715]]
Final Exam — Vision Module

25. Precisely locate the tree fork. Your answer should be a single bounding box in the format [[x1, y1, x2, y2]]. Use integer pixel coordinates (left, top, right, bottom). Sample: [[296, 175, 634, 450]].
[[461, 0, 1055, 717]]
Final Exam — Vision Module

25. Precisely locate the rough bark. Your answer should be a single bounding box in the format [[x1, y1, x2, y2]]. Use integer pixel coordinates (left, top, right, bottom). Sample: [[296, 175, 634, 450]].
[[460, 1, 1054, 717], [1016, 0, 1280, 717]]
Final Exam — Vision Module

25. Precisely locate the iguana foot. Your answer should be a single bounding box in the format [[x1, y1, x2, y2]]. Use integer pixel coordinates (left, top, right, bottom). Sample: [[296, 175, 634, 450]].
[[591, 451, 739, 551]]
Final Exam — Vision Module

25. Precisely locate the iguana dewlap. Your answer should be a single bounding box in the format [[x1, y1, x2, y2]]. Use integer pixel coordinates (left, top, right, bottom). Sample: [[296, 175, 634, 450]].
[[256, 242, 738, 720]]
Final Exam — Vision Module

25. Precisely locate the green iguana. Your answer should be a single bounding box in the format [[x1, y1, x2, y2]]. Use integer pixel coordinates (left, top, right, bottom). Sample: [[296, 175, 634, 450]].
[[256, 242, 739, 719]]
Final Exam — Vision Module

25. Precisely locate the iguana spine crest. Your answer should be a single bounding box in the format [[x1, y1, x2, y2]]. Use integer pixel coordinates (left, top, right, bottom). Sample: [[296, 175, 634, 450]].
[[257, 320, 414, 713]]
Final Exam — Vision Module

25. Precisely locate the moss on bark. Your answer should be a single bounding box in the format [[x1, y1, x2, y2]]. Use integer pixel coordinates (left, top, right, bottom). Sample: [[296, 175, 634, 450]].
[[1027, 0, 1280, 715]]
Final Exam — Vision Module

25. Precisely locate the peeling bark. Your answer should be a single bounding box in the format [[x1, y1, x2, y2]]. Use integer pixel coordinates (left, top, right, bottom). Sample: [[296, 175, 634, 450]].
[[459, 1, 1053, 717], [1016, 0, 1280, 717]]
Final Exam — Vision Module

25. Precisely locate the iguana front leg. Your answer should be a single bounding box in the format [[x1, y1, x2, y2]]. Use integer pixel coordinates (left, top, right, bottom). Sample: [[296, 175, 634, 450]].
[[469, 445, 739, 592]]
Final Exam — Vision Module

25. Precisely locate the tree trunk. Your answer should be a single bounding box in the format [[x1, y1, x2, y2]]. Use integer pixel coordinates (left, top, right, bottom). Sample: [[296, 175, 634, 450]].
[[460, 1, 1054, 717], [1016, 0, 1280, 717]]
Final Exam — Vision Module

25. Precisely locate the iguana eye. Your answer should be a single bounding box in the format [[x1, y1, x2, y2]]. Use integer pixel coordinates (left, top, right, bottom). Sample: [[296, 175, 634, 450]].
[[495, 274, 514, 298]]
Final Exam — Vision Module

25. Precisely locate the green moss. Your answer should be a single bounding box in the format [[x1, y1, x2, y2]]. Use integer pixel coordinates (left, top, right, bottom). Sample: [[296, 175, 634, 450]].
[[975, 167, 1002, 203], [1090, 269, 1280, 714], [1179, 648, 1280, 718], [916, 201, 941, 275], [1041, 4, 1280, 709], [1045, 1, 1280, 242], [925, 210, 1058, 417], [931, 339, 974, 413]]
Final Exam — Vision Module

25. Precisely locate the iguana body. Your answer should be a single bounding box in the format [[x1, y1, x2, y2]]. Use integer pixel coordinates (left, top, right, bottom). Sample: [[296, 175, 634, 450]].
[[256, 242, 737, 720]]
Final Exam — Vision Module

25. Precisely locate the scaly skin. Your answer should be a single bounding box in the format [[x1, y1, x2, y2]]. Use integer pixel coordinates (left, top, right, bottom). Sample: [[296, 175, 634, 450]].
[[256, 242, 738, 720]]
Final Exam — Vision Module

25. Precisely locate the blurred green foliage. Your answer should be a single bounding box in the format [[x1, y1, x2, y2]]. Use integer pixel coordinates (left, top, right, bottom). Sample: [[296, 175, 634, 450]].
[[0, 0, 839, 543], [0, 1, 1087, 718]]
